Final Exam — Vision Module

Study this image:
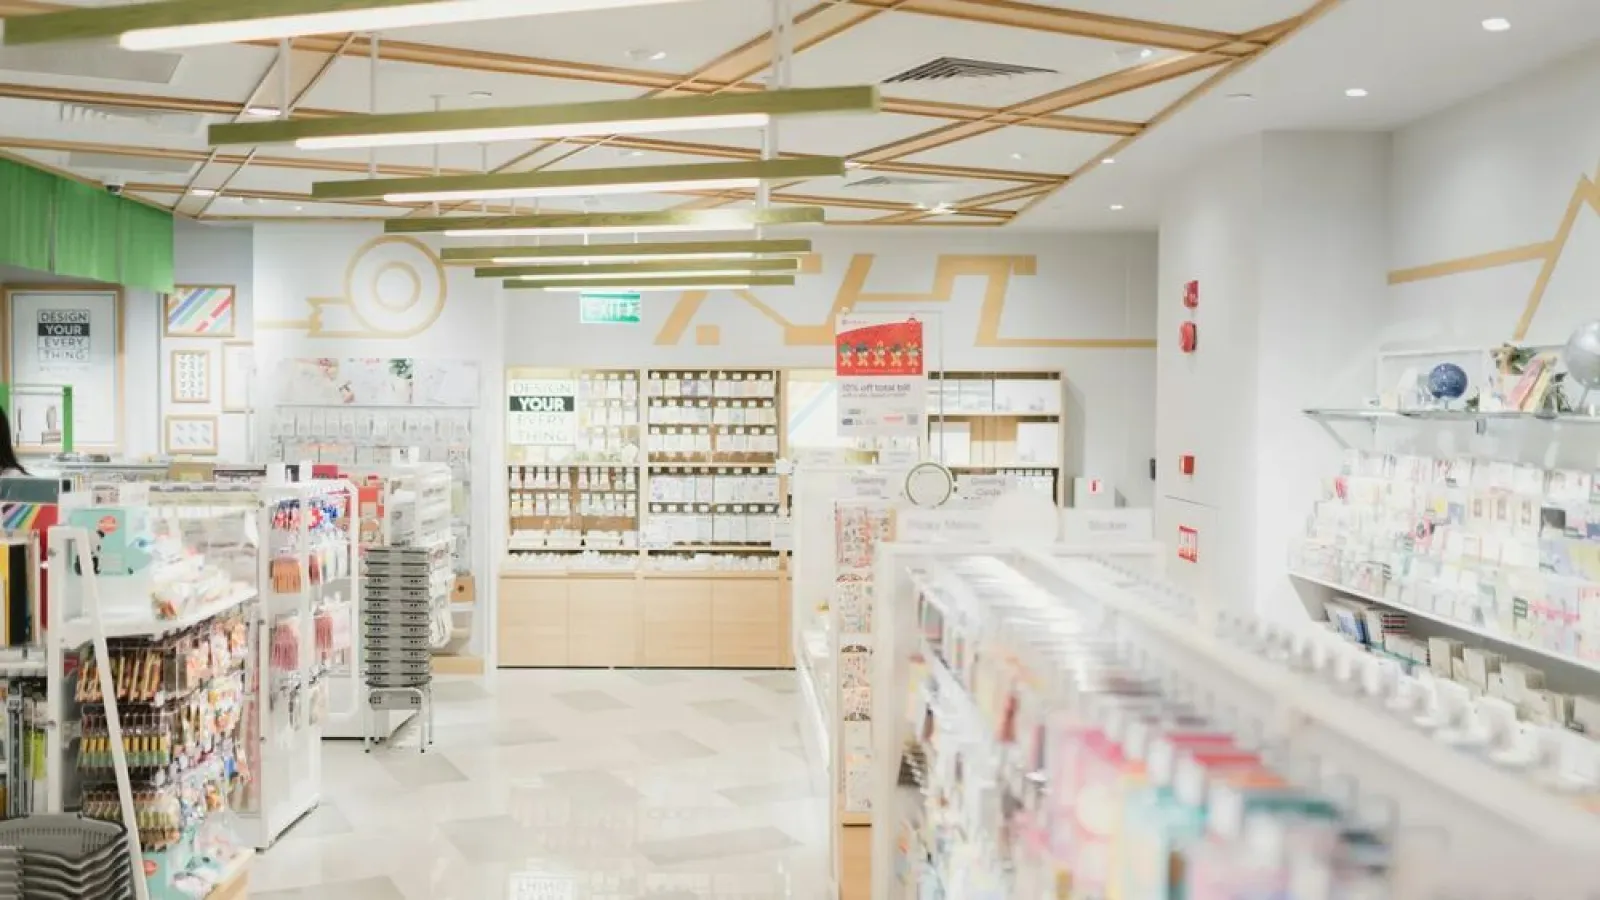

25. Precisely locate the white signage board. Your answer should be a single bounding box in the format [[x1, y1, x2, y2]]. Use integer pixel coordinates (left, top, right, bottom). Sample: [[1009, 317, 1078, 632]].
[[1060, 507, 1154, 543], [507, 378, 577, 445]]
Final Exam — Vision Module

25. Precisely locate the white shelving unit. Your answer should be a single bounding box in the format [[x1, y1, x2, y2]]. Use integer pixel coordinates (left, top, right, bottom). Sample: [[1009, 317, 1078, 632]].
[[867, 544, 1600, 900]]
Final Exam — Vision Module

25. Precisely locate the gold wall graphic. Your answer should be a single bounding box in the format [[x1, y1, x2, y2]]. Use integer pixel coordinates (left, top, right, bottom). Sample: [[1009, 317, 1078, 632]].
[[654, 253, 1156, 349], [1387, 164, 1600, 341], [258, 235, 448, 338]]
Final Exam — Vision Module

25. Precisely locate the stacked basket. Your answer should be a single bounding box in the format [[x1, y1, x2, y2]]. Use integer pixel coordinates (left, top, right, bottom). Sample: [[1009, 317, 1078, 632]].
[[0, 815, 130, 899], [360, 546, 435, 752]]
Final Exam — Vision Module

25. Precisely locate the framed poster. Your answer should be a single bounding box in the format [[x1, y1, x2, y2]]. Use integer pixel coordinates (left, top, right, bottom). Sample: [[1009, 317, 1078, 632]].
[[220, 341, 253, 412], [1, 287, 123, 452], [164, 285, 236, 337], [170, 349, 211, 404], [165, 415, 218, 456]]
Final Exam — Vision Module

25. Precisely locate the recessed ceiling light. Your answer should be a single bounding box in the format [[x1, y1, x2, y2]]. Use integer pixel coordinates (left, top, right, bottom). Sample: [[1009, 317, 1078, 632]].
[[844, 160, 864, 169], [1345, 88, 1369, 98], [1226, 92, 1256, 102], [1101, 157, 1115, 165], [1009, 152, 1026, 161], [1137, 47, 1155, 59], [293, 204, 303, 211], [1109, 204, 1124, 211], [244, 106, 281, 118], [1481, 17, 1511, 32], [624, 149, 646, 158], [189, 187, 217, 197], [469, 90, 494, 100], [929, 203, 955, 216], [628, 48, 667, 61]]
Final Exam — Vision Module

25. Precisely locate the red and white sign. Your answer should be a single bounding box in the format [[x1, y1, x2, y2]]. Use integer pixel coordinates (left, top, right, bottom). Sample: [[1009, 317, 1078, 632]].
[[1177, 525, 1199, 563], [1183, 280, 1200, 309], [836, 315, 926, 438]]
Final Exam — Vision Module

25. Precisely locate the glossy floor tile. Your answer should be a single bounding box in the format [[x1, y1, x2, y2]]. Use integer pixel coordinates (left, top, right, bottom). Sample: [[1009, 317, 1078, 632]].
[[253, 670, 827, 900]]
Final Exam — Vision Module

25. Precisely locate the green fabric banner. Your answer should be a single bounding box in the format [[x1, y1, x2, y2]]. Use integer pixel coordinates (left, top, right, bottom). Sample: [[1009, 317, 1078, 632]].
[[0, 159, 54, 271], [53, 177, 122, 283], [119, 200, 174, 294]]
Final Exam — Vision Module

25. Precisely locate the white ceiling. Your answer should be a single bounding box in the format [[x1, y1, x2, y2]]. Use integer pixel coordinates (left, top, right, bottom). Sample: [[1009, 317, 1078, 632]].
[[0, 0, 1593, 230]]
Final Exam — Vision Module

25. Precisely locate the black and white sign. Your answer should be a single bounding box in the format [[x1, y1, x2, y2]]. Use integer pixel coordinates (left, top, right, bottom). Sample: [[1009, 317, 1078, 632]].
[[5, 290, 121, 450], [35, 309, 92, 367], [507, 378, 578, 445]]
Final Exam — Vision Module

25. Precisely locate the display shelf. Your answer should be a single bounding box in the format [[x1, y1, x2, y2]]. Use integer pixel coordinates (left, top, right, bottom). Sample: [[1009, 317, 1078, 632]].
[[1290, 570, 1600, 676], [869, 545, 1600, 900], [55, 586, 257, 647], [1305, 407, 1600, 425]]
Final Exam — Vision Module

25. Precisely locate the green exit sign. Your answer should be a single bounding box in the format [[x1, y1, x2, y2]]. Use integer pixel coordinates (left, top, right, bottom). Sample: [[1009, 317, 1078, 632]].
[[579, 291, 642, 325]]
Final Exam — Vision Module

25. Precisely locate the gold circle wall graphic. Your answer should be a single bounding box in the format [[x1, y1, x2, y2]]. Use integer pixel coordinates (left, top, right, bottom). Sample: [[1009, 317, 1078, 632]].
[[345, 236, 446, 335]]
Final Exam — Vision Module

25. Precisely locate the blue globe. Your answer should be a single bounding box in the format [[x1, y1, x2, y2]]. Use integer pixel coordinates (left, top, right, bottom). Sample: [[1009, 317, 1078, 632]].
[[1427, 362, 1469, 400]]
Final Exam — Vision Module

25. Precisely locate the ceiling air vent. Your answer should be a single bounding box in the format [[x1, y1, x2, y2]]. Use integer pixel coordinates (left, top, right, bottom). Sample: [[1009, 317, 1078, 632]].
[[883, 56, 1055, 84], [67, 151, 197, 177], [844, 175, 953, 189], [59, 103, 204, 137], [0, 46, 182, 85]]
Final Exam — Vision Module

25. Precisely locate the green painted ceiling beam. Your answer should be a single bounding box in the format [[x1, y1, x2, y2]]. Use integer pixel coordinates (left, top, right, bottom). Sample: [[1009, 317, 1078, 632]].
[[507, 274, 796, 290], [210, 85, 879, 148], [480, 257, 800, 278], [440, 238, 813, 263], [385, 206, 825, 235], [312, 157, 844, 201]]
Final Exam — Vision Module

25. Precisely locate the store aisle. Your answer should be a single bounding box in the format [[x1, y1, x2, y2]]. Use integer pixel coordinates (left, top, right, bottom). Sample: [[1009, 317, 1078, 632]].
[[252, 670, 827, 899]]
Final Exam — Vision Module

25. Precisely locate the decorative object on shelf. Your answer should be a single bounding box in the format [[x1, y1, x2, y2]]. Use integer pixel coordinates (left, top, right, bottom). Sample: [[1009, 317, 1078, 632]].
[[1565, 320, 1600, 409], [163, 285, 235, 338], [163, 415, 217, 456], [1427, 362, 1469, 402], [169, 348, 211, 405]]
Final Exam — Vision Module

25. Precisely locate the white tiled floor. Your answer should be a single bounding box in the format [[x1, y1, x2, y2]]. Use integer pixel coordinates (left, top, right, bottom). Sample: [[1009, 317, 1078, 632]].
[[252, 670, 828, 899]]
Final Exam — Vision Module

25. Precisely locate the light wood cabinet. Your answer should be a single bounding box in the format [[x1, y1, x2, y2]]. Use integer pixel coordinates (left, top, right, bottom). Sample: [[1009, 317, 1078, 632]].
[[779, 575, 794, 667], [497, 577, 569, 667], [642, 578, 714, 667], [711, 579, 782, 668], [568, 578, 639, 666]]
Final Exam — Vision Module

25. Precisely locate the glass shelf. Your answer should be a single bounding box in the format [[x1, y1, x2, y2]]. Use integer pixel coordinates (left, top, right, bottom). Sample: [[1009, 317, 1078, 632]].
[[1304, 407, 1600, 425]]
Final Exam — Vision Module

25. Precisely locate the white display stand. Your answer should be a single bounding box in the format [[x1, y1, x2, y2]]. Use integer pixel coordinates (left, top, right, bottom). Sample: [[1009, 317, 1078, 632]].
[[867, 545, 1600, 899]]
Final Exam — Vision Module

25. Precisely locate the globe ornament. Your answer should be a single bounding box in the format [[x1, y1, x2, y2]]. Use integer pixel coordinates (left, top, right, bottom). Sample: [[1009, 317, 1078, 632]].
[[1427, 362, 1468, 401], [1564, 320, 1600, 391]]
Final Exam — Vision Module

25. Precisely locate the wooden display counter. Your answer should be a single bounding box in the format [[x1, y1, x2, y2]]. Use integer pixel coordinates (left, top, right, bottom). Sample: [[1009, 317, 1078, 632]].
[[497, 568, 791, 668]]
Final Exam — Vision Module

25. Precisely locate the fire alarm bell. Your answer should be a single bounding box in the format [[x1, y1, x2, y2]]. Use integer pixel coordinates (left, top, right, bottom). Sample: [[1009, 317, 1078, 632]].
[[1179, 321, 1198, 353], [1183, 280, 1199, 308], [1179, 454, 1195, 476]]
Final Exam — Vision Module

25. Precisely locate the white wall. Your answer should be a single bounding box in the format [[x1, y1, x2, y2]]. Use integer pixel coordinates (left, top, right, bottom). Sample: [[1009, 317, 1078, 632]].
[[1157, 132, 1390, 619], [503, 231, 1160, 507], [1390, 46, 1600, 349], [162, 220, 254, 460], [1156, 136, 1264, 607]]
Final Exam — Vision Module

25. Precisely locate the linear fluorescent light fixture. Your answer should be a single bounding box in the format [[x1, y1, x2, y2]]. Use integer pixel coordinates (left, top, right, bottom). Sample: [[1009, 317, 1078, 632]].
[[508, 275, 796, 291], [386, 206, 824, 238], [314, 158, 844, 204], [478, 258, 800, 280], [443, 238, 813, 266], [210, 85, 878, 151], [2, 0, 702, 50]]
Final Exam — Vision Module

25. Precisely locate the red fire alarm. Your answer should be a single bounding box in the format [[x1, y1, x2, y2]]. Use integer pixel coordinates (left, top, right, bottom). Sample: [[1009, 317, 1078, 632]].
[[1179, 454, 1195, 476], [1179, 321, 1198, 353], [1177, 525, 1199, 563], [1183, 280, 1200, 308]]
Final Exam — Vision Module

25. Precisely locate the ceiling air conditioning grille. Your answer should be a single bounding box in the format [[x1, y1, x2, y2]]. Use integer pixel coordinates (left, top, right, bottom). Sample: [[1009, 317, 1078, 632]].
[[883, 56, 1056, 84], [67, 151, 198, 176], [844, 175, 952, 189]]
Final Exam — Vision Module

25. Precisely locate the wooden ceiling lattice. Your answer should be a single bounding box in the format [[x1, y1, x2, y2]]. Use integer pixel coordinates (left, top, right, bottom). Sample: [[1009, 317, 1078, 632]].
[[0, 0, 1329, 225]]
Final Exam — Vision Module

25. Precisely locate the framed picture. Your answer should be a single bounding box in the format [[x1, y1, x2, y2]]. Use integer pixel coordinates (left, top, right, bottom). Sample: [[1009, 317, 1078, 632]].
[[220, 341, 254, 413], [170, 349, 211, 404], [1, 287, 124, 453], [164, 285, 236, 338], [165, 415, 218, 456]]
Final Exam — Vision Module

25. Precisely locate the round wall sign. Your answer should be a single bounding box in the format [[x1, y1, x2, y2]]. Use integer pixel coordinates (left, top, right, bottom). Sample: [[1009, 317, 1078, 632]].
[[904, 462, 955, 508]]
